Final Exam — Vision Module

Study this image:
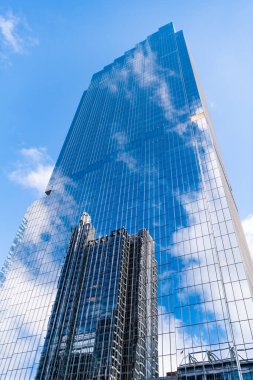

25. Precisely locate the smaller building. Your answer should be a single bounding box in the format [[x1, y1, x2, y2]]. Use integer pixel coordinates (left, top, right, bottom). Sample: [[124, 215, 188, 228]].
[[160, 351, 253, 380], [36, 212, 158, 379]]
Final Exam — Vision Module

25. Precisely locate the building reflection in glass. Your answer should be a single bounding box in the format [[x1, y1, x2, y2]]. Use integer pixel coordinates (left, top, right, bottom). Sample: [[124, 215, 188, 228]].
[[162, 347, 253, 380], [36, 212, 158, 379], [0, 22, 253, 379]]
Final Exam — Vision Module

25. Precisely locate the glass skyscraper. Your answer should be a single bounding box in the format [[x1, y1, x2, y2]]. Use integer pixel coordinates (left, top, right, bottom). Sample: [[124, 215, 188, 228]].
[[0, 22, 253, 379]]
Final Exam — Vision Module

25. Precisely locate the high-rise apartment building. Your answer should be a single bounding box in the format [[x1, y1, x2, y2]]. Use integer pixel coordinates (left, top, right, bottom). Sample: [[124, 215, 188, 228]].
[[0, 22, 253, 379], [36, 213, 158, 379]]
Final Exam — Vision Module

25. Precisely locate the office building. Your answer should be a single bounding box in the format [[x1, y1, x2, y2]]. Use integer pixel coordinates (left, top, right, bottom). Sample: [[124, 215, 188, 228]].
[[163, 349, 253, 380], [36, 213, 158, 379], [0, 22, 253, 379]]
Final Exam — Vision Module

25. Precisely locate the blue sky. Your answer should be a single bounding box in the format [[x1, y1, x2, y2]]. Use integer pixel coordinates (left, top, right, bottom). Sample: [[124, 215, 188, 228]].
[[0, 0, 252, 268]]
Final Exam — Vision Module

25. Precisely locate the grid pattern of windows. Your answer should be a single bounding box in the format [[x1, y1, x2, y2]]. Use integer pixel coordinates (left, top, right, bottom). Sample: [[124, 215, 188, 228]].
[[36, 215, 158, 379], [0, 22, 253, 379]]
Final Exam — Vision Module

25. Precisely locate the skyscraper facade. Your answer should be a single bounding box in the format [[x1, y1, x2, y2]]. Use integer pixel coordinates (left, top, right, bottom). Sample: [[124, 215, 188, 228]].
[[0, 22, 253, 379], [36, 213, 158, 380]]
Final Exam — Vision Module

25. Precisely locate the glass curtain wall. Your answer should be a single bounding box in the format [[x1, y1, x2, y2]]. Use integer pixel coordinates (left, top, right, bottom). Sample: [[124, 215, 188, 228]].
[[0, 23, 253, 379]]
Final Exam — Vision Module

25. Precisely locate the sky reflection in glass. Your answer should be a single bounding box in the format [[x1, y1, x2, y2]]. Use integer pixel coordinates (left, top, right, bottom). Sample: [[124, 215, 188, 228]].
[[0, 22, 253, 379]]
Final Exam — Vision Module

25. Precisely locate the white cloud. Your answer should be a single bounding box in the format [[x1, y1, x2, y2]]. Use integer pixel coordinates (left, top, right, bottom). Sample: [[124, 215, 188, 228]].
[[112, 132, 138, 172], [0, 12, 22, 53], [103, 40, 184, 124], [20, 147, 48, 162], [9, 147, 54, 195], [117, 151, 137, 171], [112, 131, 128, 147], [242, 214, 253, 260], [158, 306, 207, 375], [0, 10, 37, 62], [0, 174, 78, 376], [0, 260, 58, 378]]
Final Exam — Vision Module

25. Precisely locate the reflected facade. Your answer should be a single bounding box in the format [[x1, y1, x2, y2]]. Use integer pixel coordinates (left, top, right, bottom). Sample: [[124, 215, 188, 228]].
[[36, 213, 158, 379], [0, 22, 253, 379]]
